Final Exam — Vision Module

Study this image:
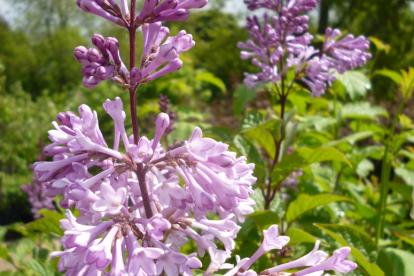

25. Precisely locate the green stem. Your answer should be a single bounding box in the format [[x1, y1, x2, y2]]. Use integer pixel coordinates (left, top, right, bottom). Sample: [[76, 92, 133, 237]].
[[375, 98, 406, 244]]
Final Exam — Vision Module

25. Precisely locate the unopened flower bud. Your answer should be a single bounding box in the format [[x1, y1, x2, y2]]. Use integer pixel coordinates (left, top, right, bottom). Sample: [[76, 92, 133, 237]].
[[153, 0, 178, 15], [86, 48, 106, 64], [104, 37, 121, 65], [81, 64, 98, 77], [147, 58, 183, 81], [82, 76, 102, 88], [152, 113, 170, 151], [92, 34, 109, 58], [130, 68, 142, 84], [96, 65, 115, 80], [138, 0, 160, 21], [74, 46, 88, 63], [153, 9, 189, 23]]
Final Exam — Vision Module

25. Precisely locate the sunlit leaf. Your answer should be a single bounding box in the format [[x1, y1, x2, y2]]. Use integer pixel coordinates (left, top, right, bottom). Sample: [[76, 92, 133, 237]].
[[286, 194, 352, 223], [335, 71, 370, 100], [385, 248, 414, 276], [195, 72, 226, 93], [270, 147, 351, 186]]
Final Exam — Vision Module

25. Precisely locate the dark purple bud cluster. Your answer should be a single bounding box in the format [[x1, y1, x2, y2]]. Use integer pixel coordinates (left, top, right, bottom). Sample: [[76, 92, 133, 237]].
[[74, 34, 128, 89], [158, 94, 177, 135]]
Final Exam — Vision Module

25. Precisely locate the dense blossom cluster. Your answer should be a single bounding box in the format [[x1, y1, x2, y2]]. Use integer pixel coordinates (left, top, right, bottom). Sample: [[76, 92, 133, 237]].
[[36, 99, 357, 276], [75, 25, 195, 89], [238, 0, 371, 96], [35, 97, 257, 275], [33, 0, 360, 275]]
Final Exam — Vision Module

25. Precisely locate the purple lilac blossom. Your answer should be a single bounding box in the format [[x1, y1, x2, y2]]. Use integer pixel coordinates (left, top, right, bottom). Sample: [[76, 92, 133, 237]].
[[37, 97, 257, 275], [238, 0, 371, 97], [74, 27, 194, 89]]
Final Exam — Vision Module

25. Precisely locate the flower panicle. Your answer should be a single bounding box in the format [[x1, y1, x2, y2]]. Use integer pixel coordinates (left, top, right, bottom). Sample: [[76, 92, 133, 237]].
[[238, 0, 371, 97], [36, 97, 256, 275]]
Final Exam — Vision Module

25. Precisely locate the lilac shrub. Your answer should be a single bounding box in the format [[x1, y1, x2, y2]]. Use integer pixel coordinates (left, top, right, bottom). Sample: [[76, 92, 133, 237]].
[[32, 0, 359, 275], [239, 0, 372, 96]]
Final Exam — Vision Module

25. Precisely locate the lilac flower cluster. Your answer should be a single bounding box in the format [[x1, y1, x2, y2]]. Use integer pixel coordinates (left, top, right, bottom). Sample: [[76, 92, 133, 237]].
[[75, 25, 195, 89], [76, 0, 207, 26], [238, 0, 371, 96], [21, 165, 55, 219], [35, 97, 257, 275]]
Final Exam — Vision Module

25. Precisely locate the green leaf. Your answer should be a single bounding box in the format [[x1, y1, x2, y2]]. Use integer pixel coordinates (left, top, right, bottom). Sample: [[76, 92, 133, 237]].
[[24, 259, 54, 276], [324, 131, 374, 147], [247, 210, 280, 231], [392, 229, 414, 247], [336, 71, 370, 100], [286, 194, 352, 223], [233, 84, 256, 116], [356, 159, 375, 178], [314, 224, 384, 276], [195, 72, 226, 93], [369, 37, 391, 54], [0, 246, 14, 267], [340, 102, 388, 120], [233, 134, 264, 167], [25, 217, 64, 236], [239, 110, 281, 135], [285, 228, 320, 247], [239, 110, 281, 159], [385, 248, 414, 276], [389, 182, 413, 204], [375, 69, 404, 84], [270, 147, 351, 186], [395, 167, 414, 186], [203, 126, 234, 143]]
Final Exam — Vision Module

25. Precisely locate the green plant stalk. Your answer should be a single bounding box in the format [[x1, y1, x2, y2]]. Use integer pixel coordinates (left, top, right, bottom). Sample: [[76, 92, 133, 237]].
[[375, 98, 406, 244]]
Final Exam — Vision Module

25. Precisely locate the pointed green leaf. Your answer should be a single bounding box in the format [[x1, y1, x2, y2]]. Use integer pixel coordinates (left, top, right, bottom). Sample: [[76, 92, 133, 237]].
[[247, 210, 280, 232], [233, 84, 256, 116], [375, 69, 404, 84], [270, 147, 351, 186], [195, 72, 226, 93], [392, 229, 414, 247], [24, 259, 54, 276], [26, 217, 64, 236], [285, 228, 321, 247], [335, 71, 370, 100], [286, 194, 352, 223]]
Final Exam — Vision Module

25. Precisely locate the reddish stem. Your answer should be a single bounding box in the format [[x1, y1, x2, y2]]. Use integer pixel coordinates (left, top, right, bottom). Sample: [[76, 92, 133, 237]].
[[128, 0, 153, 218]]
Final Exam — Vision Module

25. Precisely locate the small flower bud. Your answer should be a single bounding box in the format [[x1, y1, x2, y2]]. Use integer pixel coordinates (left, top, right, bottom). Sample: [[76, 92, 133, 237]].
[[92, 34, 109, 58], [104, 37, 121, 65], [74, 46, 88, 63]]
